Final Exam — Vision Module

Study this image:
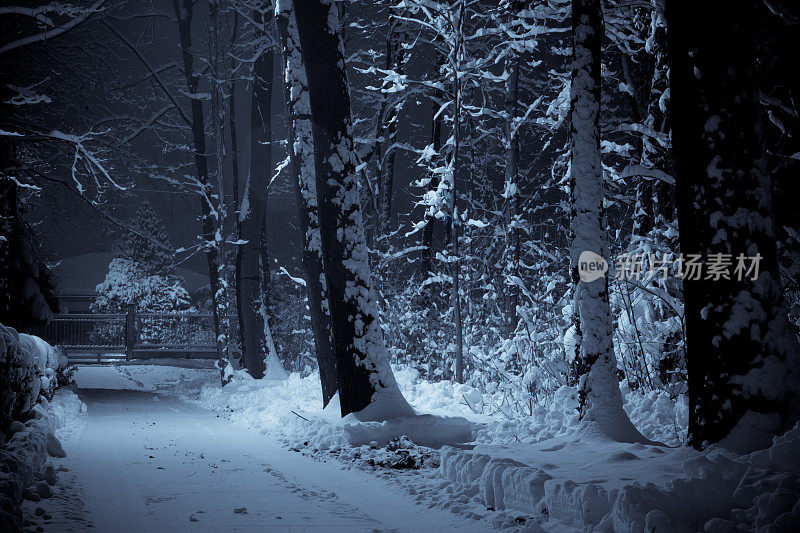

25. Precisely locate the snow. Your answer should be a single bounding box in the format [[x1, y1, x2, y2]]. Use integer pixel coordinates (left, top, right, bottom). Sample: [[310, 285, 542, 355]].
[[7, 360, 793, 531], [177, 363, 795, 530], [438, 425, 800, 531], [30, 385, 490, 532], [1, 385, 83, 531], [73, 362, 217, 394]]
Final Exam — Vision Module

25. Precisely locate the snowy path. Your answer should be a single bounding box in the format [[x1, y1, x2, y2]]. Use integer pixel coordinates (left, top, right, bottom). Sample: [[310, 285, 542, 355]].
[[44, 389, 487, 532]]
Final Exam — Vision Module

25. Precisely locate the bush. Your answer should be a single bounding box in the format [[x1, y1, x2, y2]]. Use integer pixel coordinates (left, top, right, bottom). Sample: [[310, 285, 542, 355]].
[[0, 323, 67, 431]]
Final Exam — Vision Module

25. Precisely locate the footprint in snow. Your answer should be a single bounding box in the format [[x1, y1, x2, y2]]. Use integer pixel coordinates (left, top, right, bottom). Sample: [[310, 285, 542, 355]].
[[609, 451, 640, 462]]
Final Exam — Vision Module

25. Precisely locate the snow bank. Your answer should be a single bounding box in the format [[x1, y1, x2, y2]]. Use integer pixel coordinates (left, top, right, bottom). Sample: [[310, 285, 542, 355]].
[[191, 367, 473, 449], [471, 384, 687, 449], [621, 384, 687, 447], [391, 366, 490, 420], [189, 361, 793, 530], [74, 361, 217, 394], [438, 426, 800, 531], [191, 364, 687, 458], [343, 413, 472, 447]]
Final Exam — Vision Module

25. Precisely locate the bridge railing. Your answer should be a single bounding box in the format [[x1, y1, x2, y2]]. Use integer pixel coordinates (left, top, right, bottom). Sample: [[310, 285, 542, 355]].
[[134, 312, 218, 355], [30, 307, 221, 363]]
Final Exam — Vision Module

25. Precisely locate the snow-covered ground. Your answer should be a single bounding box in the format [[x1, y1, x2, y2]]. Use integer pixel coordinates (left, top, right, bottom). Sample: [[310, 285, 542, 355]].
[[182, 366, 798, 531], [26, 364, 800, 532], [26, 365, 493, 532]]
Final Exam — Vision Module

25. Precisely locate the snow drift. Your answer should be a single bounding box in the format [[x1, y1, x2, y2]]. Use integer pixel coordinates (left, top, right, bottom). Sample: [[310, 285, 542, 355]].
[[439, 426, 800, 531]]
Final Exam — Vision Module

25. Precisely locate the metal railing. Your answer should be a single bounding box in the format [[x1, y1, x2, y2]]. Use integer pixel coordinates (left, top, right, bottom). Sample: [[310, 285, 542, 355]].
[[30, 306, 220, 363]]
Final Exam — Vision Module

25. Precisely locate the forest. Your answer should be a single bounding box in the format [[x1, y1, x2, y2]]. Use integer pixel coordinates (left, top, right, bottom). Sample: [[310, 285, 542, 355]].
[[1, 0, 799, 531]]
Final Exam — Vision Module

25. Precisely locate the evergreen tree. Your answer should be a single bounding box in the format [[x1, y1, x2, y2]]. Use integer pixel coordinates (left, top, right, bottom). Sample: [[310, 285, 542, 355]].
[[0, 182, 58, 331], [114, 201, 175, 276], [96, 202, 188, 314]]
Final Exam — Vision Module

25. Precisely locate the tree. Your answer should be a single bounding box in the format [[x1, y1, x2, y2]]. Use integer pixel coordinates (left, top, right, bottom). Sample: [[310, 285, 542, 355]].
[[394, 0, 472, 384], [96, 202, 189, 314], [0, 183, 58, 331], [172, 0, 231, 381], [293, 0, 413, 419], [667, 0, 800, 452], [236, 6, 281, 380], [275, 0, 337, 406], [569, 0, 646, 442], [376, 17, 405, 235], [113, 201, 174, 276], [93, 258, 191, 314], [1, 1, 116, 333]]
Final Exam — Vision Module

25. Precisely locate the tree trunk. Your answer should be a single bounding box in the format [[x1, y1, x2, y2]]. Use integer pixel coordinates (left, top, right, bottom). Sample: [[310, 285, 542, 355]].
[[229, 13, 244, 368], [503, 50, 520, 334], [275, 0, 338, 406], [570, 0, 645, 442], [172, 0, 229, 382], [450, 1, 466, 384], [209, 0, 234, 370], [667, 0, 800, 452], [421, 89, 443, 279], [378, 19, 404, 234], [634, 0, 672, 238], [237, 11, 283, 380], [293, 0, 413, 419]]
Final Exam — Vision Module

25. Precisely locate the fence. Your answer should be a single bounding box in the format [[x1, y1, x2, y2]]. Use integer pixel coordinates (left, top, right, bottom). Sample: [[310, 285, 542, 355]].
[[30, 306, 220, 364]]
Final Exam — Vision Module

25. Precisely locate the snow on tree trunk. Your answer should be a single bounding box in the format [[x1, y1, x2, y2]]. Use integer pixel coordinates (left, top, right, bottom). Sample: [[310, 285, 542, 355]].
[[667, 0, 800, 452], [292, 0, 413, 420], [172, 0, 230, 383], [448, 0, 466, 385], [420, 76, 444, 281], [209, 0, 234, 373], [570, 0, 647, 443], [275, 0, 337, 406]]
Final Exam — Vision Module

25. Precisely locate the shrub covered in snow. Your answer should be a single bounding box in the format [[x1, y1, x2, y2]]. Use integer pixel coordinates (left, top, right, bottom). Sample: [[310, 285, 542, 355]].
[[93, 258, 191, 314], [0, 323, 68, 431], [93, 201, 191, 317], [0, 325, 76, 530]]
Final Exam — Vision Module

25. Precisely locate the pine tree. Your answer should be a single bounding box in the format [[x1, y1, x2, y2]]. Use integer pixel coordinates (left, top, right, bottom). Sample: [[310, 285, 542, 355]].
[[114, 201, 175, 276], [98, 203, 188, 314], [0, 181, 58, 330]]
